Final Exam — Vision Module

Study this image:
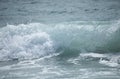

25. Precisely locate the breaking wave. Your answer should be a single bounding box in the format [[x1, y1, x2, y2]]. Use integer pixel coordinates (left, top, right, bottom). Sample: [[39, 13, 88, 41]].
[[0, 24, 55, 61], [0, 21, 120, 61]]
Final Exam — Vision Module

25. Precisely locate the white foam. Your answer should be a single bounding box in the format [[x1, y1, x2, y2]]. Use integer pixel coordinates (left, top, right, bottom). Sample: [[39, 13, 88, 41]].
[[80, 53, 107, 58], [0, 23, 55, 61], [80, 53, 120, 67], [99, 56, 120, 67]]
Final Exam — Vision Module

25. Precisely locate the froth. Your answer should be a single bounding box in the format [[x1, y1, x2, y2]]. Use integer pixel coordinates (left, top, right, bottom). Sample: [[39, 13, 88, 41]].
[[0, 24, 55, 61]]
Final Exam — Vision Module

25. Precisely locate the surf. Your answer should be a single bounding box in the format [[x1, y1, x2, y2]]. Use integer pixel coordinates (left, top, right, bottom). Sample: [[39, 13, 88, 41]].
[[0, 21, 120, 61]]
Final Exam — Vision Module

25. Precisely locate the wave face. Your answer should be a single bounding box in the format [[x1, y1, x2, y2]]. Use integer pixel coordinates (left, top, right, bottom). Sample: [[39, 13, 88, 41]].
[[0, 21, 120, 61]]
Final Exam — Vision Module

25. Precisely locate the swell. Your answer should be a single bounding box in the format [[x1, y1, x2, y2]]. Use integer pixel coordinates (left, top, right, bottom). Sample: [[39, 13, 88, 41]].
[[0, 21, 120, 61]]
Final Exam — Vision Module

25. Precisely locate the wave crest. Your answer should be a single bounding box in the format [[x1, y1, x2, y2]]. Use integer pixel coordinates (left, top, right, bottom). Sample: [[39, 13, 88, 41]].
[[0, 24, 55, 61], [0, 21, 120, 61]]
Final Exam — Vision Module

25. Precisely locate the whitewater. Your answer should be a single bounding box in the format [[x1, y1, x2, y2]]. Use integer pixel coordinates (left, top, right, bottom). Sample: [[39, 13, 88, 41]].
[[0, 0, 120, 79], [0, 21, 120, 79]]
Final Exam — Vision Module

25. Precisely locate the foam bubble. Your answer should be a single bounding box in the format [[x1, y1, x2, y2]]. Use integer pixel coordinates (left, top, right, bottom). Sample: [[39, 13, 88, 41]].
[[80, 53, 107, 58], [99, 55, 120, 67], [0, 23, 55, 61]]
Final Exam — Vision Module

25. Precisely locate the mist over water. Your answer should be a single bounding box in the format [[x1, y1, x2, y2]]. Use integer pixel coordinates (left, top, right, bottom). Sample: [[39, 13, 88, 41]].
[[0, 0, 120, 79]]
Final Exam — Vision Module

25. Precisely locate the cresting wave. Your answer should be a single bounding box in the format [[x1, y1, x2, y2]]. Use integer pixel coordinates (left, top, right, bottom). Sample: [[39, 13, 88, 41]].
[[0, 21, 120, 61], [0, 24, 55, 61]]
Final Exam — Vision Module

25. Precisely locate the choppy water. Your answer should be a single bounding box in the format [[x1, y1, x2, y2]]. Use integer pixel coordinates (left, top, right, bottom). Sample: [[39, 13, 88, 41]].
[[0, 0, 120, 79], [0, 0, 120, 26]]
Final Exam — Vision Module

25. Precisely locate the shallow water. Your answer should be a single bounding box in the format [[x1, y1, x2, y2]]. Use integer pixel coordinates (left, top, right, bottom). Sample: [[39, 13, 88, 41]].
[[0, 53, 120, 79]]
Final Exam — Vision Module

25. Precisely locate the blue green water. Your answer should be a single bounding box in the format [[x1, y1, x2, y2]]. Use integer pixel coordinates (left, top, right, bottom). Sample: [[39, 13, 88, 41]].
[[0, 0, 120, 79], [0, 22, 120, 79]]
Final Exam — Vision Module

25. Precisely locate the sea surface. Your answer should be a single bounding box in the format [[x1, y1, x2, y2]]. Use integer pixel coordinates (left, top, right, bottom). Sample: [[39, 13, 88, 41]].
[[0, 0, 120, 79]]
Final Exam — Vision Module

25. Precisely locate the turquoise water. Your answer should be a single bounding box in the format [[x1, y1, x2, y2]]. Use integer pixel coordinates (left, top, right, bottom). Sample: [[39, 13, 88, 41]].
[[0, 53, 120, 79], [0, 0, 120, 79], [0, 21, 120, 79]]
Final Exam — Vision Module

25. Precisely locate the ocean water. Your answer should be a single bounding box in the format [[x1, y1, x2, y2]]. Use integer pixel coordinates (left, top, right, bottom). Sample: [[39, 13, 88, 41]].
[[0, 0, 120, 79]]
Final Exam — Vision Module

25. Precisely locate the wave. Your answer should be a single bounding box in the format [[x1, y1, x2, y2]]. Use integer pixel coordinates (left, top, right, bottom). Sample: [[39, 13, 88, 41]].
[[0, 21, 120, 61], [0, 24, 55, 61], [68, 52, 120, 67]]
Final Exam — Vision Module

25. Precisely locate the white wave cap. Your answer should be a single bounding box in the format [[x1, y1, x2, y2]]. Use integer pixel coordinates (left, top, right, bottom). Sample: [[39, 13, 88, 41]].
[[0, 24, 55, 61]]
